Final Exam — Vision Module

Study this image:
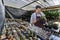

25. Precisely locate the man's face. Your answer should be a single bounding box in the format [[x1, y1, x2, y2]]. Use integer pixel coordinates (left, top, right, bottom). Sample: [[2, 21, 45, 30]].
[[36, 8, 41, 13]]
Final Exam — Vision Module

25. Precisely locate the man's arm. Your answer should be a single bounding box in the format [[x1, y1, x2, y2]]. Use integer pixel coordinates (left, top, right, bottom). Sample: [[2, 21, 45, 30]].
[[30, 14, 36, 24], [32, 20, 36, 24]]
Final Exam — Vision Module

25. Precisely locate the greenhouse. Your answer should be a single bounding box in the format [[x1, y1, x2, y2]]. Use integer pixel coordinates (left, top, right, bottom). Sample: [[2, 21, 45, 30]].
[[0, 0, 60, 40]]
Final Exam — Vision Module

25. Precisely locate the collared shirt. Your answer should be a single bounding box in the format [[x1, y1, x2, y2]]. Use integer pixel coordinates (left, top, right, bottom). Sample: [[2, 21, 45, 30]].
[[30, 12, 45, 23]]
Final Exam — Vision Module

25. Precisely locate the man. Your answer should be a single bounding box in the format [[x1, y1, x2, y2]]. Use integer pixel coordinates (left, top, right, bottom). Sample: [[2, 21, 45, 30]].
[[30, 5, 47, 28]]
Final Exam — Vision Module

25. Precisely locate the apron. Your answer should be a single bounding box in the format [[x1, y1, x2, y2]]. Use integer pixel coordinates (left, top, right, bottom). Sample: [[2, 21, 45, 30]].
[[34, 14, 45, 28]]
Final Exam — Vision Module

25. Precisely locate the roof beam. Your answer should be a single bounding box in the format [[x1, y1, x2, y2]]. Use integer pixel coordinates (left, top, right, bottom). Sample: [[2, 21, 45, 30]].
[[42, 5, 60, 11], [36, 1, 45, 8], [20, 0, 38, 9], [5, 7, 14, 19]]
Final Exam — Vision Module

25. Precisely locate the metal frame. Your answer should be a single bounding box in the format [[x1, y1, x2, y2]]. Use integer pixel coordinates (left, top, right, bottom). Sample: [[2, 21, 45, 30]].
[[38, 0, 47, 7], [5, 7, 14, 19], [20, 0, 38, 9], [43, 0, 50, 6], [2, 0, 4, 4], [36, 1, 45, 8]]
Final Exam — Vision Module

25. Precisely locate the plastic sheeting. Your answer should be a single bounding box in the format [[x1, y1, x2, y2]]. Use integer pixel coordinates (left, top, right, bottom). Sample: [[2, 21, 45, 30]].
[[3, 0, 35, 8], [5, 6, 26, 17], [0, 0, 5, 33], [3, 0, 60, 10]]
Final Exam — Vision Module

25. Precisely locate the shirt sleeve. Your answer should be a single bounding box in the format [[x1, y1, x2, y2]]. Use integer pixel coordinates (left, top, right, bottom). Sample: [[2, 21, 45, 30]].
[[30, 13, 36, 23]]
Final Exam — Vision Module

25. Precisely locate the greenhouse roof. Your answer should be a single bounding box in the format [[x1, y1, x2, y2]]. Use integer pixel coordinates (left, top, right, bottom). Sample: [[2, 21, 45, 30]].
[[4, 0, 60, 10]]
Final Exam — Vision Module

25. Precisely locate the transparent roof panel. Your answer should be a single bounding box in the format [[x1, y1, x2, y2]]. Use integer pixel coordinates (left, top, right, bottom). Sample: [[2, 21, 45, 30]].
[[53, 0, 60, 5], [45, 0, 54, 6], [46, 0, 60, 6], [3, 0, 60, 10], [37, 0, 50, 7], [22, 2, 43, 10], [37, 1, 45, 8], [4, 0, 36, 8]]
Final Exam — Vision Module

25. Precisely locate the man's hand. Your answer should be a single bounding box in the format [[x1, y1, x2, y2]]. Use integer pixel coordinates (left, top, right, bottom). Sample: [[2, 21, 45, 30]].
[[32, 20, 37, 24]]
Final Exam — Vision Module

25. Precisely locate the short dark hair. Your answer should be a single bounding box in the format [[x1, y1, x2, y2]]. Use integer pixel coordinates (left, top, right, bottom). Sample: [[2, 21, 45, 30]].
[[36, 5, 41, 9]]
